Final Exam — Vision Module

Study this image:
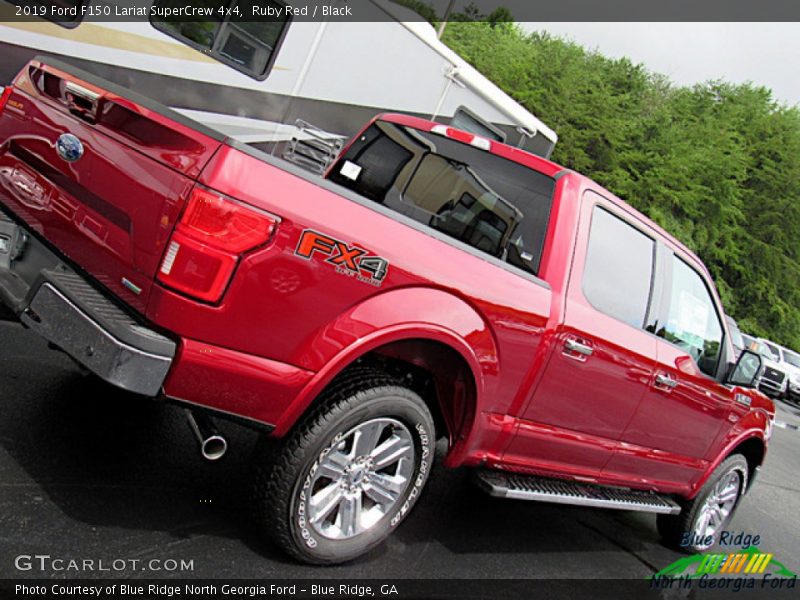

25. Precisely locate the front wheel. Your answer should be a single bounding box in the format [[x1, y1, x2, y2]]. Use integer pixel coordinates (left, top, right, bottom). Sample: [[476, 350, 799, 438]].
[[658, 454, 748, 552], [253, 369, 435, 564]]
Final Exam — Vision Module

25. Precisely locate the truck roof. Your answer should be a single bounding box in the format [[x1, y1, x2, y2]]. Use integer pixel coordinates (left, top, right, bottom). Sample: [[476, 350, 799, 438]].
[[378, 112, 708, 280]]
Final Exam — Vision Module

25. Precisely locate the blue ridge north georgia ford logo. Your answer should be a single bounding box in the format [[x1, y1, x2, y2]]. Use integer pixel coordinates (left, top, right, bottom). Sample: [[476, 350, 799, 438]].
[[55, 133, 84, 162]]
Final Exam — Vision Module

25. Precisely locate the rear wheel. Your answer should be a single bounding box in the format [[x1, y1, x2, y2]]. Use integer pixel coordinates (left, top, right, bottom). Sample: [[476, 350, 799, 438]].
[[658, 454, 748, 552], [253, 369, 435, 564]]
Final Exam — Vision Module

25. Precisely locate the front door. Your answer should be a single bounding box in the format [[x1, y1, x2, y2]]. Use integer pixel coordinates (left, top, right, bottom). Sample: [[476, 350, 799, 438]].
[[606, 252, 732, 486]]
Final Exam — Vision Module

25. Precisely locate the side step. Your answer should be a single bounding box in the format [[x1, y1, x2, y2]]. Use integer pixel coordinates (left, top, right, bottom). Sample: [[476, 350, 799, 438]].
[[476, 470, 681, 515]]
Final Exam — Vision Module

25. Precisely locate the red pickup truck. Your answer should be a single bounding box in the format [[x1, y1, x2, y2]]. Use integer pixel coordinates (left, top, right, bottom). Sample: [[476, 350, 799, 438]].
[[0, 58, 774, 564]]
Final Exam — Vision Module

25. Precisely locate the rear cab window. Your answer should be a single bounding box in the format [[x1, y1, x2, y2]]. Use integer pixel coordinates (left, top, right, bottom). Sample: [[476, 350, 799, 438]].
[[327, 120, 555, 276], [150, 0, 291, 80]]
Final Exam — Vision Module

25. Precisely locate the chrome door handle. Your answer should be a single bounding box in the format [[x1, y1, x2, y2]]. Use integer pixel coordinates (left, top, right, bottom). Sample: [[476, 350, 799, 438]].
[[655, 373, 678, 389], [564, 338, 593, 356]]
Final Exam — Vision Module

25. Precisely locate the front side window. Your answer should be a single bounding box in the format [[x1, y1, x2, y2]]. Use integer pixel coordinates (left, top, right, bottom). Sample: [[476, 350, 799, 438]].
[[328, 120, 555, 275], [582, 206, 655, 328], [151, 0, 290, 80], [661, 256, 723, 377]]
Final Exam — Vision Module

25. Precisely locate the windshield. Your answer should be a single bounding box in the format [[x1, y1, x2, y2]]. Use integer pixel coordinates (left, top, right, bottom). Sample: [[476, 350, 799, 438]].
[[752, 341, 775, 360], [782, 349, 800, 368], [762, 341, 781, 361]]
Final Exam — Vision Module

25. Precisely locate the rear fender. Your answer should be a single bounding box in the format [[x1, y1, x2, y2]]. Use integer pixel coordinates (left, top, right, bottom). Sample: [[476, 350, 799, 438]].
[[272, 287, 498, 437]]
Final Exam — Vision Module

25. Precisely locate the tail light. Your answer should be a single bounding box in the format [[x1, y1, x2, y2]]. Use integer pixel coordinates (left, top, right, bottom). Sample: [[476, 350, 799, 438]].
[[0, 87, 13, 115], [157, 186, 279, 303]]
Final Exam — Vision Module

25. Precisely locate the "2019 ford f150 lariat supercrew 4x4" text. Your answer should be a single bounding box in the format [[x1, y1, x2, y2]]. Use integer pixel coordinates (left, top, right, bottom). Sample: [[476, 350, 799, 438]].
[[0, 58, 774, 564]]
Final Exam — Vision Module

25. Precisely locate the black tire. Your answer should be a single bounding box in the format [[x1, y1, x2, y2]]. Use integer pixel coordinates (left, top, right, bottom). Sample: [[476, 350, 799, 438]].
[[657, 454, 749, 553], [252, 368, 435, 564]]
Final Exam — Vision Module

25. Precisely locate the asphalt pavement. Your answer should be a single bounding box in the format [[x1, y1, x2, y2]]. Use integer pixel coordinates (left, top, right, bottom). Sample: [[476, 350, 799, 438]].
[[1, 320, 799, 581]]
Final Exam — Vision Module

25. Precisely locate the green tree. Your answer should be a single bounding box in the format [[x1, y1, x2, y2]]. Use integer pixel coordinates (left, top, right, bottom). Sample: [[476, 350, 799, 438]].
[[443, 22, 800, 348]]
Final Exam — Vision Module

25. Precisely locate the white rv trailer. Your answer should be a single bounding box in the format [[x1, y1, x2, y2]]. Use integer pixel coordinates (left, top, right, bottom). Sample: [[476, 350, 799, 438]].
[[0, 0, 558, 165]]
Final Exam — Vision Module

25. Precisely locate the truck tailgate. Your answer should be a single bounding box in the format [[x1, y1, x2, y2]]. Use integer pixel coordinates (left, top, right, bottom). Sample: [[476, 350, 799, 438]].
[[0, 57, 223, 313]]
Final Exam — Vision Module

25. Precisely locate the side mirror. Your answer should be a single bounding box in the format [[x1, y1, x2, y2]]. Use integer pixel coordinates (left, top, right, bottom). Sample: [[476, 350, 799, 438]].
[[727, 349, 763, 388]]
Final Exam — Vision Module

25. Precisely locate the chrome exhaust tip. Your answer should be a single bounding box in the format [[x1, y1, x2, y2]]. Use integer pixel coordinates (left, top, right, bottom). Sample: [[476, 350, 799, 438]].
[[186, 409, 228, 461]]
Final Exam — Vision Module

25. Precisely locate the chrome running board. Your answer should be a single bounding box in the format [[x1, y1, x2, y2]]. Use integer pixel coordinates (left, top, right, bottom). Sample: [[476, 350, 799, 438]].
[[476, 470, 681, 515]]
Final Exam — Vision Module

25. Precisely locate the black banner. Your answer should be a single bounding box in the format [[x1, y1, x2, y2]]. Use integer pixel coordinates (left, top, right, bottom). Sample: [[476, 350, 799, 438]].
[[0, 578, 747, 600], [2, 0, 800, 24]]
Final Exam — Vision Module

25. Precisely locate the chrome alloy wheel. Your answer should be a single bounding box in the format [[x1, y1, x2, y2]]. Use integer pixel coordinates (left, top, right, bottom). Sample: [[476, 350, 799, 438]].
[[307, 418, 415, 540], [693, 471, 741, 548]]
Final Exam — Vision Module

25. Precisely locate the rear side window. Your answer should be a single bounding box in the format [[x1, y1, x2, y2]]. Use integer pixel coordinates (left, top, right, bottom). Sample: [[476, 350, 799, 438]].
[[328, 121, 555, 275], [151, 0, 290, 80], [582, 206, 655, 328], [661, 256, 724, 377]]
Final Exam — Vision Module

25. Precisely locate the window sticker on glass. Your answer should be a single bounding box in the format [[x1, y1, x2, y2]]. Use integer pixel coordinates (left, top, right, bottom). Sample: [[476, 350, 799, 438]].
[[340, 160, 362, 181], [676, 290, 710, 341]]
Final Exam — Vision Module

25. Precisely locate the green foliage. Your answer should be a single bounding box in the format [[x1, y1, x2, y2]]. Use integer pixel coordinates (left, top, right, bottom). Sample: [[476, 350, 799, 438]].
[[443, 22, 800, 349]]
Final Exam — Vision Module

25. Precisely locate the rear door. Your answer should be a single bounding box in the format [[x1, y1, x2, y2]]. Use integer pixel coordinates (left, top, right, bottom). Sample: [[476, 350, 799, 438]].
[[504, 191, 659, 476], [0, 58, 223, 313]]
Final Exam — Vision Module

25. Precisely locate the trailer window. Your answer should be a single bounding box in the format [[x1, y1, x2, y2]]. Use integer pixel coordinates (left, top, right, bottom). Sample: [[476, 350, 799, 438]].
[[451, 108, 506, 143], [328, 120, 555, 275], [151, 0, 290, 80], [3, 0, 87, 28]]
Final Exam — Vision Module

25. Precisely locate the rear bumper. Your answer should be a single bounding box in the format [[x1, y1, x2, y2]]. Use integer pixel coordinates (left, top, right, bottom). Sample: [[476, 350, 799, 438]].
[[0, 214, 175, 396]]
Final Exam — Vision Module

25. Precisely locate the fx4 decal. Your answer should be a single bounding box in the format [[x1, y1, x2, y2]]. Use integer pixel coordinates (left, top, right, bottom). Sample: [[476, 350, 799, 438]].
[[295, 229, 389, 287]]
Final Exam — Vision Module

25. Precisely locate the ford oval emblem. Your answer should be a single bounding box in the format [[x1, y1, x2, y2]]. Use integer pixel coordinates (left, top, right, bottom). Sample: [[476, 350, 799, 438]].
[[55, 133, 84, 162]]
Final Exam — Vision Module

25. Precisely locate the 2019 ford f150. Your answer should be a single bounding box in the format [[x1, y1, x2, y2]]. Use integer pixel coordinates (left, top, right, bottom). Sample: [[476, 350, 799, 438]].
[[0, 58, 774, 564]]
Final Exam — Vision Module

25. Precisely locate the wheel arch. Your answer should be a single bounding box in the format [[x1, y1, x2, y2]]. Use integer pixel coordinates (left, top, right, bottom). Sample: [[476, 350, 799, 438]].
[[690, 429, 767, 499], [727, 436, 766, 493], [272, 325, 487, 452]]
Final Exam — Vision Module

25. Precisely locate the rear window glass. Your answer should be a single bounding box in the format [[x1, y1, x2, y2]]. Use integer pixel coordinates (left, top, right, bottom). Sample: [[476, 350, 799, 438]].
[[151, 0, 290, 80], [5, 0, 87, 28], [328, 120, 555, 275]]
